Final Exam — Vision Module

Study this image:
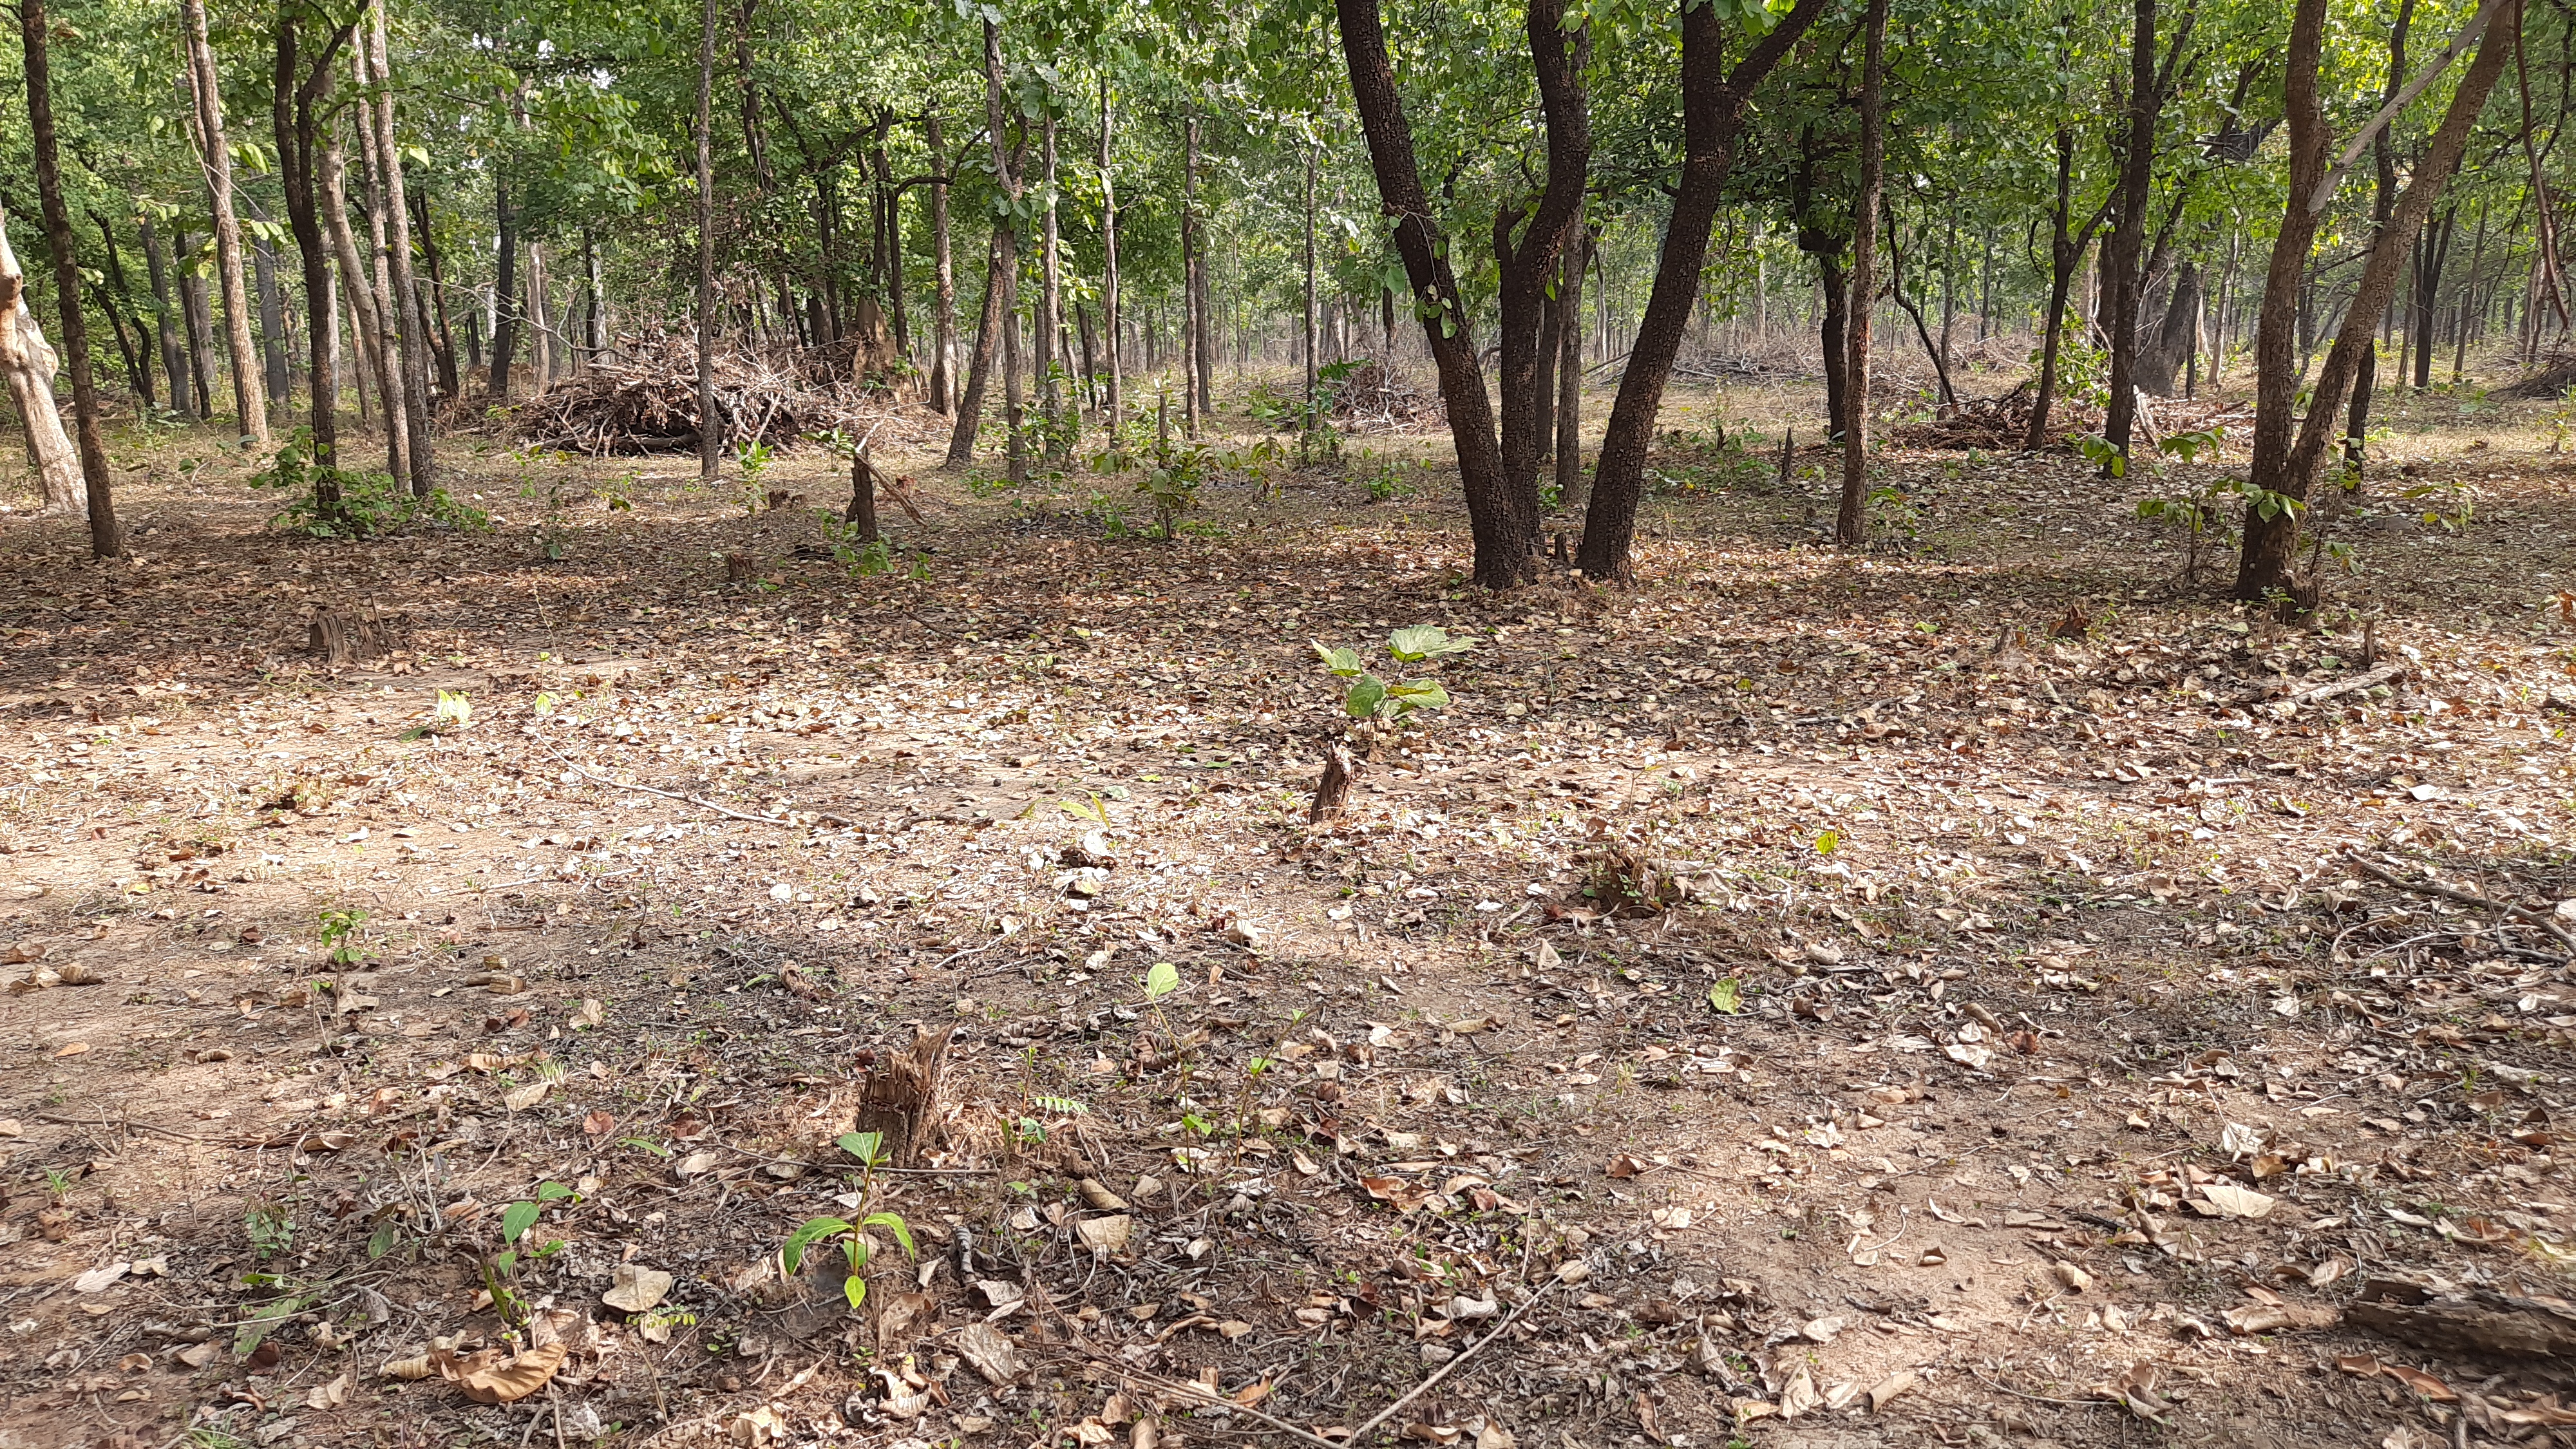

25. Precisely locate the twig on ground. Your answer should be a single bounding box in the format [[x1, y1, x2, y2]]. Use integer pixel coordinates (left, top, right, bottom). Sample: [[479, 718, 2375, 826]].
[[1071, 1351, 1346, 1449], [35, 1112, 210, 1143], [2342, 850, 2576, 954], [554, 755, 849, 829], [1343, 1276, 1562, 1444], [1967, 1367, 2109, 1408]]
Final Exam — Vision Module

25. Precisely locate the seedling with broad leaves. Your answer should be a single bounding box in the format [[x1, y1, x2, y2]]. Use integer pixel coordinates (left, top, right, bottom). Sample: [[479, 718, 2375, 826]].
[[1314, 625, 1473, 724], [782, 1131, 916, 1309]]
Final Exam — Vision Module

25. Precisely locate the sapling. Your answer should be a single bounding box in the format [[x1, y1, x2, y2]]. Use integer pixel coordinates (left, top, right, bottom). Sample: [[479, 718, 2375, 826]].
[[781, 1130, 916, 1310]]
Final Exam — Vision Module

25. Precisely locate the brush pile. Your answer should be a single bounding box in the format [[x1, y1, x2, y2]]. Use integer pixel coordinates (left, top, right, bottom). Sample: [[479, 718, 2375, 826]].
[[1888, 380, 2101, 450], [1329, 359, 1444, 432], [2496, 349, 2576, 400], [514, 334, 893, 456]]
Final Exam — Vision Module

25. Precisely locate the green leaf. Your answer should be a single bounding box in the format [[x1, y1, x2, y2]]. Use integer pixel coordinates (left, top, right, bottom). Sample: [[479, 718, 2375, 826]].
[[1311, 641, 1364, 677], [1030, 1094, 1088, 1116], [1144, 960, 1180, 1001], [1814, 830, 1841, 855], [1344, 674, 1387, 719], [1709, 979, 1743, 1014], [837, 1131, 886, 1168], [535, 1181, 574, 1202], [1388, 625, 1472, 663], [500, 1200, 541, 1245], [860, 1211, 917, 1258], [843, 1273, 867, 1309], [1385, 679, 1451, 712], [781, 1216, 849, 1276], [841, 1236, 869, 1271]]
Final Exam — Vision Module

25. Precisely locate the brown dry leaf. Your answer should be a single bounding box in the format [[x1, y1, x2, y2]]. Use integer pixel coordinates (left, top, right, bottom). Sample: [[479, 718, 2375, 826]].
[[2193, 1182, 2275, 1218], [440, 1341, 567, 1404], [1604, 1154, 1645, 1179], [304, 1372, 352, 1410], [502, 1081, 551, 1112], [2382, 1363, 2456, 1402], [952, 1321, 1021, 1384], [1075, 1214, 1133, 1253], [1866, 1370, 1918, 1413], [1077, 1178, 1130, 1211], [1778, 1367, 1823, 1419], [602, 1264, 674, 1313], [582, 1109, 616, 1137]]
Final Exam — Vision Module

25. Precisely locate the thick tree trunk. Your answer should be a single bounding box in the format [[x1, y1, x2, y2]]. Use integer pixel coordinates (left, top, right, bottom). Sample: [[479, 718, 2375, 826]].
[[19, 0, 117, 553], [184, 0, 269, 442], [927, 113, 957, 417], [1834, 0, 1889, 547], [0, 210, 83, 513], [2235, 0, 2512, 599], [1815, 250, 1849, 439], [1555, 223, 1588, 511], [1493, 0, 1590, 538], [142, 217, 191, 417], [1577, 0, 1824, 581], [322, 129, 395, 465], [1335, 0, 1533, 587], [488, 187, 520, 401], [2136, 259, 2201, 395], [345, 55, 412, 493], [366, 2, 435, 491], [947, 234, 1004, 464], [244, 196, 291, 409], [2099, 0, 2163, 460], [274, 7, 353, 511]]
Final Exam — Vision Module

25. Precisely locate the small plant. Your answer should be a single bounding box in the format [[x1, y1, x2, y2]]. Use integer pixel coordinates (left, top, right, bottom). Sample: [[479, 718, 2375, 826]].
[[1312, 625, 1473, 724], [2402, 475, 2476, 532], [247, 428, 486, 538], [317, 907, 368, 967], [782, 1131, 916, 1309], [1135, 439, 1216, 538], [245, 1199, 294, 1259], [436, 690, 472, 729], [733, 439, 774, 513], [483, 1180, 576, 1326]]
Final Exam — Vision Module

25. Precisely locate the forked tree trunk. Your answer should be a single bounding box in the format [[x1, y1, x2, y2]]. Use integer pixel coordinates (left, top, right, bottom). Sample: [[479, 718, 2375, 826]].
[[0, 209, 83, 513], [2099, 0, 2168, 460], [273, 6, 354, 509], [2235, 0, 2512, 598], [366, 0, 435, 491], [1334, 0, 1535, 589], [142, 217, 191, 417], [1492, 0, 1589, 538], [947, 234, 1003, 463], [20, 0, 117, 554]]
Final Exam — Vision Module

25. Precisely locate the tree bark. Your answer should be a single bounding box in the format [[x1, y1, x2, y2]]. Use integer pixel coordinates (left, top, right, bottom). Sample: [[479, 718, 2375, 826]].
[[175, 233, 216, 417], [1097, 82, 1121, 436], [1814, 248, 1848, 438], [345, 47, 412, 493], [2235, 0, 2514, 598], [0, 209, 83, 513], [1493, 0, 1590, 538], [1041, 109, 1065, 453], [413, 186, 459, 400], [366, 1, 435, 491], [321, 127, 395, 465], [927, 112, 957, 417], [488, 186, 520, 400], [2099, 0, 2166, 460], [183, 0, 270, 442], [2024, 124, 2108, 450], [2136, 258, 2201, 395], [142, 217, 191, 418], [1302, 145, 1319, 410], [983, 19, 1026, 486], [1335, 0, 1535, 586], [273, 6, 354, 510], [1834, 0, 1889, 547], [244, 195, 292, 408], [1181, 111, 1199, 434], [19, 0, 117, 553], [87, 213, 150, 404], [1555, 222, 1588, 511], [694, 0, 718, 484], [947, 232, 1004, 463], [1576, 0, 1825, 580]]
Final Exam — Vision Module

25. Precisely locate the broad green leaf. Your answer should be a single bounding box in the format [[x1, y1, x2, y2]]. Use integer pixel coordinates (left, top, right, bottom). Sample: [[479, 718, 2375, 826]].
[[1709, 979, 1743, 1014], [860, 1211, 917, 1258], [500, 1199, 541, 1245], [1144, 960, 1180, 1000], [1388, 625, 1472, 662], [837, 1131, 886, 1167], [782, 1216, 849, 1275], [1386, 680, 1450, 712], [1814, 830, 1840, 855], [843, 1274, 867, 1309], [1344, 674, 1387, 719], [1311, 641, 1364, 676], [535, 1181, 574, 1201]]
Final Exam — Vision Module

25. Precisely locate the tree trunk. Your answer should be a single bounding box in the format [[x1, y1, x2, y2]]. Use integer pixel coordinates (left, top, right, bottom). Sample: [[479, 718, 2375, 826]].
[[1181, 113, 1200, 434], [693, 0, 718, 484], [2099, 0, 2164, 460], [2024, 126, 2102, 450], [1834, 0, 1889, 547], [2136, 258, 2201, 395], [1097, 82, 1121, 436], [1334, 0, 1533, 587], [0, 209, 83, 513], [927, 112, 956, 417], [244, 196, 292, 410], [322, 128, 395, 464], [983, 19, 1026, 487], [2235, 0, 2514, 598], [1555, 222, 1588, 511], [347, 43, 412, 493], [176, 234, 216, 417], [142, 217, 191, 418], [1576, 0, 1824, 581], [949, 235, 1005, 464], [488, 186, 520, 400], [184, 0, 270, 443], [1493, 0, 1590, 538], [413, 186, 459, 400], [274, 6, 353, 512], [87, 213, 149, 404], [366, 1, 435, 491], [19, 0, 117, 552], [1041, 109, 1065, 453], [1815, 249, 1849, 439], [1302, 146, 1319, 410]]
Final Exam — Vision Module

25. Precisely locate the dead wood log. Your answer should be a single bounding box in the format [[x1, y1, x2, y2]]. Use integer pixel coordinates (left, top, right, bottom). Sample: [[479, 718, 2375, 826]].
[[1310, 745, 1356, 822], [2348, 1277, 2576, 1358], [307, 609, 414, 666], [855, 1023, 954, 1166]]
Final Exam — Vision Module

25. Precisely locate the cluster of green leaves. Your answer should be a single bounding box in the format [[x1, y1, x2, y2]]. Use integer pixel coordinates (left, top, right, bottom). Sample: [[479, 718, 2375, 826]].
[[781, 1132, 915, 1310], [1313, 625, 1472, 723], [247, 430, 485, 539]]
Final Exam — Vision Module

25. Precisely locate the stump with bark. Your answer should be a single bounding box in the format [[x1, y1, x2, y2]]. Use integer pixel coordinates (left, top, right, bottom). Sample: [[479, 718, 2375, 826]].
[[855, 1023, 954, 1166], [1310, 744, 1357, 822], [306, 609, 414, 667]]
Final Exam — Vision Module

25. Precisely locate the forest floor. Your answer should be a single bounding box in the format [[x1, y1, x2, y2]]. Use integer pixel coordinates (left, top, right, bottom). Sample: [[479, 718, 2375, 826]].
[[1, 365, 2574, 1449]]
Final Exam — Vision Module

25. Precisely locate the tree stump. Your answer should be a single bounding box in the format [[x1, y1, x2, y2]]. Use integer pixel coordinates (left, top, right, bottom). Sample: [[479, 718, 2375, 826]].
[[1310, 745, 1357, 822], [723, 551, 755, 583], [855, 1023, 954, 1166], [306, 609, 415, 667]]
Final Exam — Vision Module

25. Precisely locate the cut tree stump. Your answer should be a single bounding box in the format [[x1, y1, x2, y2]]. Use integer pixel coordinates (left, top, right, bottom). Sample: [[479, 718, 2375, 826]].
[[2347, 1276, 2576, 1357], [306, 609, 415, 667], [1311, 745, 1357, 822], [855, 1024, 954, 1166], [723, 551, 756, 583]]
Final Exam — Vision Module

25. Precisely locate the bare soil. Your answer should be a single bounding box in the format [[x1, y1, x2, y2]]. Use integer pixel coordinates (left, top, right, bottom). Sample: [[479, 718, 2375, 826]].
[[2, 372, 2574, 1449]]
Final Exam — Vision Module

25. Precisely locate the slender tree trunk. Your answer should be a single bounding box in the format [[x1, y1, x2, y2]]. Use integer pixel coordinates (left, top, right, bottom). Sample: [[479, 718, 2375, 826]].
[[183, 0, 269, 442], [983, 19, 1026, 486], [947, 232, 1004, 463], [0, 209, 83, 513], [1181, 113, 1199, 435], [1534, 286, 1560, 462], [927, 113, 957, 416], [1302, 146, 1319, 409], [2023, 127, 2101, 450], [413, 187, 459, 399], [176, 235, 216, 416], [243, 196, 291, 408], [1335, 0, 1538, 587], [1835, 0, 1889, 547], [365, 2, 434, 490], [1191, 122, 1214, 418], [87, 213, 149, 403], [1815, 250, 1849, 438], [142, 218, 191, 418], [1555, 220, 1589, 512], [1576, 0, 1824, 580], [274, 7, 353, 513], [1098, 81, 1121, 436], [488, 187, 520, 400], [322, 128, 396, 465], [1041, 110, 1065, 454], [348, 44, 412, 492], [2236, 0, 2513, 598], [694, 0, 719, 482]]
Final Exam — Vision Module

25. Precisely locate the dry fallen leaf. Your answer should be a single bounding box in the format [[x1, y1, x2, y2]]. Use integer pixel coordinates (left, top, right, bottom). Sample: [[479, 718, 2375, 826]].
[[440, 1341, 568, 1404], [1075, 1214, 1133, 1253], [2194, 1182, 2276, 1218], [602, 1264, 674, 1313]]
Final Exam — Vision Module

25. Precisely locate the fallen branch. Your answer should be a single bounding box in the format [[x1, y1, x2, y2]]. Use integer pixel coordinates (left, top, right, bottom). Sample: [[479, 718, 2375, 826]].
[[2237, 660, 2409, 709], [2341, 850, 2576, 954], [553, 757, 849, 830], [2347, 1276, 2576, 1357], [1342, 1276, 1561, 1444]]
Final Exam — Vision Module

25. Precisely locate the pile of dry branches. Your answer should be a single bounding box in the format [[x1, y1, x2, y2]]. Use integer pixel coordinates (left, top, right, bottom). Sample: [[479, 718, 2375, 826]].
[[1331, 359, 1445, 433], [513, 333, 878, 456], [1887, 379, 2102, 450], [2497, 349, 2576, 400]]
